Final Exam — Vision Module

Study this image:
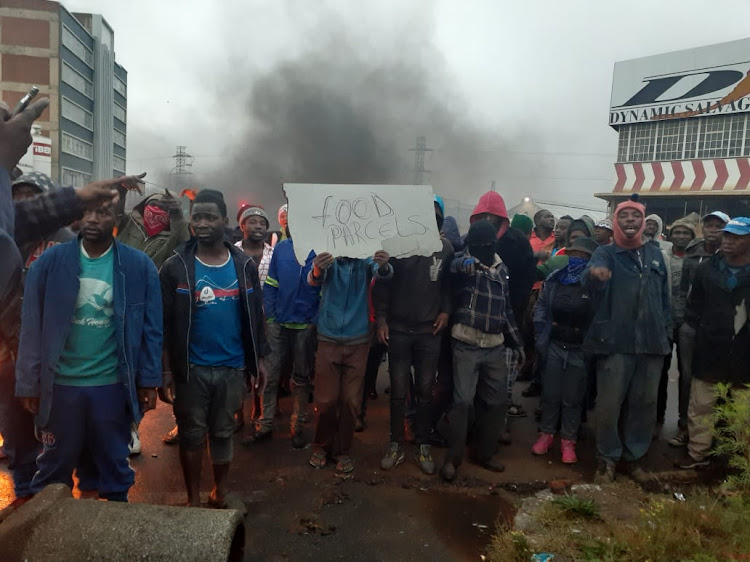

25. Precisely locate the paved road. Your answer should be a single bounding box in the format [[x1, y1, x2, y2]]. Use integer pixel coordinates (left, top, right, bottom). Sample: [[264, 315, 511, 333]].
[[0, 362, 681, 561]]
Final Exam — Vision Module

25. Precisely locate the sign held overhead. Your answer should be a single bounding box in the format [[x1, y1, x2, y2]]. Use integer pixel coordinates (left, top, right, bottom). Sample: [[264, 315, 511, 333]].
[[283, 183, 443, 264]]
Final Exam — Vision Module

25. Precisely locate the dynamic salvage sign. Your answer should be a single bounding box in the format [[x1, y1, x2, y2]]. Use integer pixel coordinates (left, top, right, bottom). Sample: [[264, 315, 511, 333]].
[[283, 183, 442, 263], [610, 38, 750, 125]]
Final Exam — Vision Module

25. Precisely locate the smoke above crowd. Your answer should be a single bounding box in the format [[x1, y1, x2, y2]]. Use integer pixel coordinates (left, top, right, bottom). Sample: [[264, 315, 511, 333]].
[[134, 2, 540, 219]]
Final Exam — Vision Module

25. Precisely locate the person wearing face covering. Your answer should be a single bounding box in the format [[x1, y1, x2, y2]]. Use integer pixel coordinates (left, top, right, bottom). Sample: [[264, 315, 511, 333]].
[[531, 236, 597, 464], [374, 195, 453, 475], [115, 189, 190, 269], [440, 220, 524, 482], [583, 195, 671, 485]]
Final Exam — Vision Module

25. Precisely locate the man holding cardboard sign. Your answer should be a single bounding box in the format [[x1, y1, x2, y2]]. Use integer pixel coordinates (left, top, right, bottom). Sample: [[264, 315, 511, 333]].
[[284, 183, 442, 473], [307, 251, 392, 473]]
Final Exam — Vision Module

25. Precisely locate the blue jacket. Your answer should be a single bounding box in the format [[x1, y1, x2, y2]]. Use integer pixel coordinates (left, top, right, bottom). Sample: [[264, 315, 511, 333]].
[[15, 238, 163, 427], [582, 242, 671, 356], [311, 257, 392, 343], [264, 239, 319, 326]]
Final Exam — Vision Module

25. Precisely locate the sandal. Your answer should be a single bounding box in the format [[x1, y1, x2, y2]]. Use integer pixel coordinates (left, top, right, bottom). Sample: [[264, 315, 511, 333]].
[[309, 448, 327, 469], [335, 456, 354, 474]]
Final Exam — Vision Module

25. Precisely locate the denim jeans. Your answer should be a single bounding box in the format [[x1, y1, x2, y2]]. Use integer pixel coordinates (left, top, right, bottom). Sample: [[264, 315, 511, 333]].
[[174, 365, 246, 464], [0, 360, 39, 498], [446, 340, 508, 466], [387, 330, 441, 445], [260, 324, 316, 434], [595, 353, 662, 464], [539, 342, 587, 441]]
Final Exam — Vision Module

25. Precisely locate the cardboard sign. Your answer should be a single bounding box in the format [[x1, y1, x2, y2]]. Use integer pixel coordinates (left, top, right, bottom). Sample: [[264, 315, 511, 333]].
[[283, 183, 443, 263]]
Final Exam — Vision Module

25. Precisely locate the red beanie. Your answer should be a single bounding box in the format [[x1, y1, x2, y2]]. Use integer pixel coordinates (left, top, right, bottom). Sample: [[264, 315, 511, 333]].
[[612, 198, 646, 249]]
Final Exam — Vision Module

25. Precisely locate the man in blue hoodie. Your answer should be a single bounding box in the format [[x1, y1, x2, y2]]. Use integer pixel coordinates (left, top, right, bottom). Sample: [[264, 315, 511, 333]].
[[307, 251, 393, 473], [15, 202, 162, 501], [259, 223, 320, 448]]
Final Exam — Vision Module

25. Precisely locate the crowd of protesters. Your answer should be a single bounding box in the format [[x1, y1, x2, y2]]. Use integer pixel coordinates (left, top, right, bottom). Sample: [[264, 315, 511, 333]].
[[1, 100, 749, 510]]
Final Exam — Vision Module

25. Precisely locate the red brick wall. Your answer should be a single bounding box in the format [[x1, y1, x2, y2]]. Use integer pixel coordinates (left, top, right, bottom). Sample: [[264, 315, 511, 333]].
[[1, 54, 50, 84], [1, 17, 51, 49]]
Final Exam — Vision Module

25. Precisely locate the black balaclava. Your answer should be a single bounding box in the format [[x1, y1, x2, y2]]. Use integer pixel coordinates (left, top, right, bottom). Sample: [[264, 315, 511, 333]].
[[465, 220, 497, 267]]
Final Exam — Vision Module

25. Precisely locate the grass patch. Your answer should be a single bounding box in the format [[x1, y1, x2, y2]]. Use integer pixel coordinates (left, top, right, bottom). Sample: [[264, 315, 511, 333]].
[[486, 489, 750, 562], [551, 494, 600, 519], [485, 524, 533, 562]]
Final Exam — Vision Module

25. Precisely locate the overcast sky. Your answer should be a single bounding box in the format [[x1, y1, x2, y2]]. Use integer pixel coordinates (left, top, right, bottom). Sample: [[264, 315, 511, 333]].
[[63, 0, 750, 219]]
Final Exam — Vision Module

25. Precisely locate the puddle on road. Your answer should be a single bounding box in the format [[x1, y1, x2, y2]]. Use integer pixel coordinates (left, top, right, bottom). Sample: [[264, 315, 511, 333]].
[[420, 489, 515, 560]]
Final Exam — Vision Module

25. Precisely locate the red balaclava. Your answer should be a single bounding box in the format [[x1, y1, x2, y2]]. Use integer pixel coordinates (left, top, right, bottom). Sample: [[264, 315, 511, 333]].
[[612, 198, 646, 250]]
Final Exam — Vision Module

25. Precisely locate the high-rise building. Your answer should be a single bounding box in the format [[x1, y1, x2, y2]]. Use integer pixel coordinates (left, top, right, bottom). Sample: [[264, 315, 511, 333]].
[[0, 0, 127, 185]]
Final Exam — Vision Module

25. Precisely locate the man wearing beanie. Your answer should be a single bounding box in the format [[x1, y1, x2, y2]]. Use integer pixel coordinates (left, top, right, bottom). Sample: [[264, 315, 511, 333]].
[[236, 205, 274, 285], [583, 196, 671, 484], [440, 220, 524, 482]]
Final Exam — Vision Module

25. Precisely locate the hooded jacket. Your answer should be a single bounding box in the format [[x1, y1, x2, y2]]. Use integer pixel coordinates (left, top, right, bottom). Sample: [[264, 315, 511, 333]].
[[645, 214, 671, 250], [442, 216, 464, 252], [159, 240, 271, 382], [470, 191, 509, 239], [568, 218, 595, 241], [686, 254, 750, 385], [117, 193, 190, 269], [470, 192, 535, 321], [15, 239, 163, 427]]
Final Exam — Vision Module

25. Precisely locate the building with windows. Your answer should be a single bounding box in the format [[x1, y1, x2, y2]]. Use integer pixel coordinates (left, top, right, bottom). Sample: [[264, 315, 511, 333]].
[[599, 38, 750, 223], [0, 0, 127, 186]]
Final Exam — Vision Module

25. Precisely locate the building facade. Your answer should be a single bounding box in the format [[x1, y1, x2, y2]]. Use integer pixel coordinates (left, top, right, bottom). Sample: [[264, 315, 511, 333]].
[[0, 0, 127, 186], [599, 38, 750, 223]]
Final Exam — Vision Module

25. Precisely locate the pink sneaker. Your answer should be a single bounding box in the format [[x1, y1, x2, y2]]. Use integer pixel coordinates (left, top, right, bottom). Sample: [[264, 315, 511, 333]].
[[561, 439, 577, 464], [531, 433, 554, 455]]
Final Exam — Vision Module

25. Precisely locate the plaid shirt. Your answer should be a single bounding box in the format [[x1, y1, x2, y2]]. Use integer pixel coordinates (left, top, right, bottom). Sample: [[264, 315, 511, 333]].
[[14, 187, 82, 246], [450, 253, 523, 348], [235, 241, 273, 285], [1, 187, 83, 363]]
